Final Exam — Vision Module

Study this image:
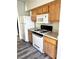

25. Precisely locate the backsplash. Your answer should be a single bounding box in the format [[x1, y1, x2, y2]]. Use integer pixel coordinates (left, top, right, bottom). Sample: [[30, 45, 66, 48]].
[[52, 22, 59, 32], [35, 22, 59, 32], [35, 23, 44, 29]]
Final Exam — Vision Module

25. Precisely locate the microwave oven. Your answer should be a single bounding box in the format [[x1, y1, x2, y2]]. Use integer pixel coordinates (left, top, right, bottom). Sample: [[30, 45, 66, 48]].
[[36, 14, 48, 23]]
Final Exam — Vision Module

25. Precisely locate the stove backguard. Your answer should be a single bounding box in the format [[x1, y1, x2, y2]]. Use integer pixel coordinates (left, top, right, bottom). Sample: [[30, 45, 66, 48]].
[[41, 25, 53, 31]]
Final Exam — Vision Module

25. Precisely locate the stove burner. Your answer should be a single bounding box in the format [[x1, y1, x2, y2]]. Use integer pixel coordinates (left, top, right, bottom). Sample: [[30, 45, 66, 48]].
[[35, 29, 48, 33], [34, 29, 41, 31], [40, 30, 48, 33]]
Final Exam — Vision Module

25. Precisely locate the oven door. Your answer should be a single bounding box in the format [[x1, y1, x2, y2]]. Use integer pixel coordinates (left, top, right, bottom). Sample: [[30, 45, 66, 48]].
[[32, 33, 44, 53]]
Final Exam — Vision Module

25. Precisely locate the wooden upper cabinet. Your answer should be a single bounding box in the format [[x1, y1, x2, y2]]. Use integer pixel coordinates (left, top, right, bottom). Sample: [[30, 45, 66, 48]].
[[55, 0, 61, 21], [48, 0, 60, 22], [48, 2, 55, 22], [36, 4, 49, 14], [37, 7, 42, 14], [42, 4, 49, 13], [31, 0, 61, 22], [31, 9, 37, 22]]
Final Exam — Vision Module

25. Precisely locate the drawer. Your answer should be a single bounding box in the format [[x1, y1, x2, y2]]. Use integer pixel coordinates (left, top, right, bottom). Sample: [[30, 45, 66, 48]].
[[44, 36, 57, 45]]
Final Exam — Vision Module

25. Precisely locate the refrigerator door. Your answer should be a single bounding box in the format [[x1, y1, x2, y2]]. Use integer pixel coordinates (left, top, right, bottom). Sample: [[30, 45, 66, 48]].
[[23, 16, 34, 42], [24, 16, 34, 29]]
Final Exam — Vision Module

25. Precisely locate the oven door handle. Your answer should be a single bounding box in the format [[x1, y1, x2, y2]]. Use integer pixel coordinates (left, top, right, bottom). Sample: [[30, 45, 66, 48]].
[[32, 33, 43, 38]]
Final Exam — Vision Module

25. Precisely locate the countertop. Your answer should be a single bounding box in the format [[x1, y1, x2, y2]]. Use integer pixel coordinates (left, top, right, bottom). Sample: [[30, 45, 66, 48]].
[[45, 31, 58, 40], [28, 28, 58, 40]]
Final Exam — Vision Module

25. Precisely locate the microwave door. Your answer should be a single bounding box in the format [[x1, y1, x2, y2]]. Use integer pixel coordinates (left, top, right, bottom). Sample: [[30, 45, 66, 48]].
[[36, 14, 48, 23], [43, 14, 48, 23], [37, 18, 43, 23]]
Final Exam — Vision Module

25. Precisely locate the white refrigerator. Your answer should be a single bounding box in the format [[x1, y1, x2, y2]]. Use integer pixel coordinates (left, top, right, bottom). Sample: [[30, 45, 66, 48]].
[[23, 16, 34, 42]]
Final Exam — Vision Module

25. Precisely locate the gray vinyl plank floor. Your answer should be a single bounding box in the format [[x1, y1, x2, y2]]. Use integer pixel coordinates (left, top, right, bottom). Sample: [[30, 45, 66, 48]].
[[17, 39, 51, 59]]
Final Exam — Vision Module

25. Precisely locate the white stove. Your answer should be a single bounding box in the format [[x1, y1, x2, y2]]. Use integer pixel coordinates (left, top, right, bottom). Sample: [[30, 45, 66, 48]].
[[33, 29, 49, 35], [32, 25, 53, 53]]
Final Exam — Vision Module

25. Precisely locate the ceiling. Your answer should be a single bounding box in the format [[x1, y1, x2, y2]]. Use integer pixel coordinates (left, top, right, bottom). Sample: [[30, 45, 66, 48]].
[[17, 0, 27, 2], [17, 0, 35, 2]]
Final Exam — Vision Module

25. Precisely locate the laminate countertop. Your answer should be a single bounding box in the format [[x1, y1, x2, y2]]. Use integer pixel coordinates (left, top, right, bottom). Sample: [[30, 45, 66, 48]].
[[45, 31, 58, 40], [28, 28, 58, 40]]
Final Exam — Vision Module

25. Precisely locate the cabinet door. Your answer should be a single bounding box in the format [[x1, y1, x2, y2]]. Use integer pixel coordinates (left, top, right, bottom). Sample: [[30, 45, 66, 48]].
[[54, 1, 61, 21], [48, 2, 55, 22], [42, 5, 49, 13], [37, 7, 42, 14], [31, 9, 37, 22], [43, 36, 57, 59], [48, 43, 56, 59], [28, 30, 32, 44], [48, 1, 60, 22], [43, 39, 48, 53]]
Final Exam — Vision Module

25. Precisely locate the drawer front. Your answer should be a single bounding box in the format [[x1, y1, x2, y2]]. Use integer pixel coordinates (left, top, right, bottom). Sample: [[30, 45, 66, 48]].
[[44, 36, 57, 45]]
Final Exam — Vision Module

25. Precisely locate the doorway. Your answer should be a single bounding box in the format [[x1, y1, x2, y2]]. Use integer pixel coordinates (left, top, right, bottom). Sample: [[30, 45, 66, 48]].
[[17, 19, 19, 37]]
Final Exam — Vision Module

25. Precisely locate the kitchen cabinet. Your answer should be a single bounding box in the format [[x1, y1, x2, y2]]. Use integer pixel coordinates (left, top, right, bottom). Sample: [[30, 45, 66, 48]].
[[48, 2, 55, 22], [37, 5, 49, 14], [28, 30, 32, 44], [31, 5, 48, 22], [48, 0, 61, 22], [37, 7, 42, 14], [43, 36, 57, 59], [42, 4, 49, 13], [31, 4, 49, 15], [55, 0, 61, 21], [31, 0, 61, 22], [31, 9, 37, 22]]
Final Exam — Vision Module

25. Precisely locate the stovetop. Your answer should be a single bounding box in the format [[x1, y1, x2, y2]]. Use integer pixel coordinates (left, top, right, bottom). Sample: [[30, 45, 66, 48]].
[[32, 29, 49, 36], [34, 29, 48, 33], [33, 25, 53, 35]]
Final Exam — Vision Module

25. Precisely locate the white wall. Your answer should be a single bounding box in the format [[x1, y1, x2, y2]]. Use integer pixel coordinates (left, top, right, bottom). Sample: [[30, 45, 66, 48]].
[[18, 16, 25, 39], [17, 0, 25, 16], [17, 0, 25, 39], [25, 0, 55, 11], [52, 22, 59, 32], [25, 2, 27, 11]]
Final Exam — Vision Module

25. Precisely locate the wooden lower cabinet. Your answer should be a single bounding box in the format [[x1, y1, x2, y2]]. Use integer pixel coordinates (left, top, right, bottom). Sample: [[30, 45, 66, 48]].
[[28, 30, 32, 44], [43, 36, 57, 59], [48, 43, 56, 59]]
